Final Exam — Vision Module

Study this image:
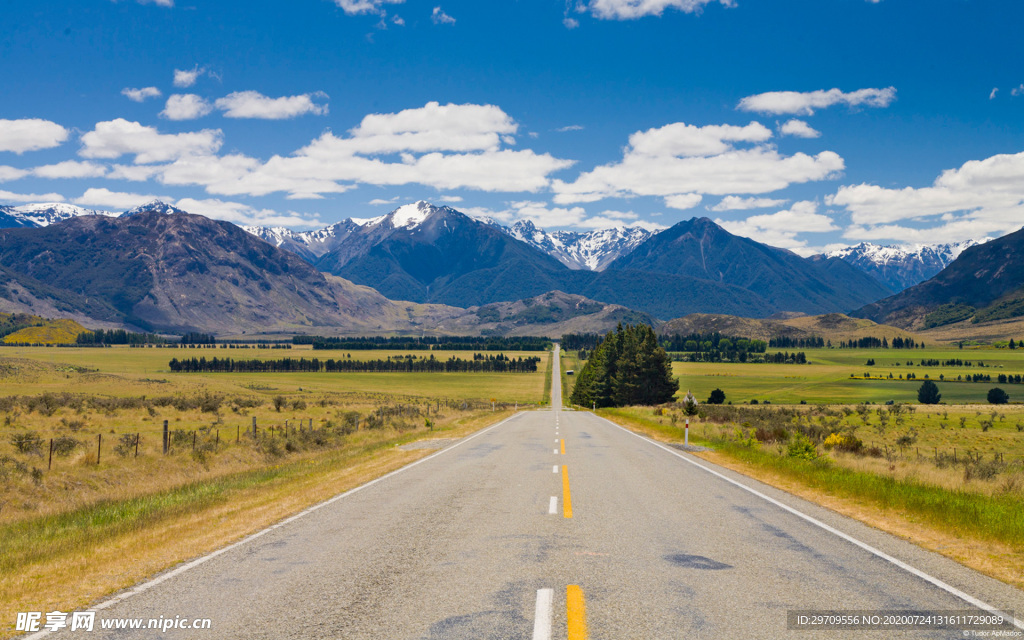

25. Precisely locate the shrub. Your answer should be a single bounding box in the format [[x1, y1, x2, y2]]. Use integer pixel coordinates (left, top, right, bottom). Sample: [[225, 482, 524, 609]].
[[51, 436, 81, 457], [987, 387, 1010, 405], [10, 431, 44, 456], [823, 432, 863, 453], [291, 398, 308, 411], [272, 396, 286, 412], [786, 432, 818, 460], [113, 433, 139, 457], [917, 380, 941, 404], [706, 388, 726, 405]]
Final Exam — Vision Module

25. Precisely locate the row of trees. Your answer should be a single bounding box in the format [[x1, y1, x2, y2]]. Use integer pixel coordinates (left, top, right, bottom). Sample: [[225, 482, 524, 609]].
[[168, 354, 541, 373], [570, 324, 678, 408], [300, 335, 551, 351], [75, 329, 167, 345]]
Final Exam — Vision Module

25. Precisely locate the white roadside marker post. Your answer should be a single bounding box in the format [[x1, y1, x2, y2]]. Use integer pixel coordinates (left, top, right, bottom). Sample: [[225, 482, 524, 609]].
[[685, 418, 689, 447]]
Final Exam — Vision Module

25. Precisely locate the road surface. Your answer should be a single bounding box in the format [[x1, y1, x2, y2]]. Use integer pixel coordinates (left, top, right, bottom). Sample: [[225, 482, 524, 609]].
[[32, 344, 1024, 638]]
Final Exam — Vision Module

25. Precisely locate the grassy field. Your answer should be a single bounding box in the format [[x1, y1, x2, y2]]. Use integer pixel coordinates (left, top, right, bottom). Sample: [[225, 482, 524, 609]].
[[669, 346, 1024, 405]]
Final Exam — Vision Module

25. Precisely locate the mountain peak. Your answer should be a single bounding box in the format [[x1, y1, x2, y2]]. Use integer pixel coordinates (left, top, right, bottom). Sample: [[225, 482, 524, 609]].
[[390, 201, 442, 228], [122, 200, 185, 217]]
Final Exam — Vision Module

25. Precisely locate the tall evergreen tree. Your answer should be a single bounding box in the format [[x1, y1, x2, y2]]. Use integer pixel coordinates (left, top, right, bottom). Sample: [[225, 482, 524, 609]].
[[571, 324, 678, 407]]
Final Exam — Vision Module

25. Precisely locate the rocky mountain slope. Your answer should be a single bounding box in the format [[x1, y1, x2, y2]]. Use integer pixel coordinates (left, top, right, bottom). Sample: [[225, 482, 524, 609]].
[[823, 240, 987, 292]]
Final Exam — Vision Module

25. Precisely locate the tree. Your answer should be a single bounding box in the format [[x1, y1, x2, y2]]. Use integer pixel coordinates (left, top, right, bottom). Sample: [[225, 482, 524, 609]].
[[570, 324, 677, 408], [706, 388, 726, 405], [917, 380, 941, 405], [988, 387, 1010, 405]]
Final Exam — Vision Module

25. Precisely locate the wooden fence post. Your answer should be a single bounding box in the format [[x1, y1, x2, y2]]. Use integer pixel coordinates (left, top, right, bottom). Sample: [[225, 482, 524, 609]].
[[48, 438, 53, 470], [192, 431, 196, 451], [216, 429, 219, 449], [135, 433, 140, 458], [96, 434, 102, 465], [163, 419, 169, 454], [236, 425, 240, 444]]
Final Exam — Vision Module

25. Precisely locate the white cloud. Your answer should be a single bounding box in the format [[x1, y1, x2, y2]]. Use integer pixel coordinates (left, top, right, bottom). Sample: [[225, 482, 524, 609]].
[[0, 119, 69, 154], [552, 120, 842, 203], [556, 125, 584, 132], [79, 119, 223, 164], [32, 161, 108, 179], [161, 94, 213, 120], [738, 87, 897, 116], [779, 119, 821, 138], [73, 188, 170, 210], [0, 166, 29, 182], [1012, 84, 1024, 97], [431, 6, 456, 24], [369, 197, 400, 205], [173, 66, 205, 88], [342, 102, 518, 154], [121, 86, 162, 102], [563, 17, 580, 28], [587, 0, 734, 20], [0, 189, 66, 203], [215, 91, 329, 119], [133, 0, 174, 6], [175, 197, 324, 228], [438, 195, 463, 202], [331, 0, 404, 15], [107, 164, 164, 181], [989, 87, 999, 100], [664, 193, 702, 209], [716, 201, 838, 251], [828, 150, 1024, 243], [710, 195, 789, 211]]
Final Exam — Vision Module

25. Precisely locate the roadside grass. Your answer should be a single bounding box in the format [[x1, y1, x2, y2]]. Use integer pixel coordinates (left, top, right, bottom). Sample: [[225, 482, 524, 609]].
[[542, 350, 553, 406], [601, 406, 1024, 589], [560, 350, 580, 406]]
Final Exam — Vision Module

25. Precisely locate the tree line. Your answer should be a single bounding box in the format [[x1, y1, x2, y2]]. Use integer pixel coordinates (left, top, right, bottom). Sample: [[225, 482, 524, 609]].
[[75, 329, 167, 345], [168, 354, 541, 373], [300, 335, 551, 351], [570, 324, 678, 408]]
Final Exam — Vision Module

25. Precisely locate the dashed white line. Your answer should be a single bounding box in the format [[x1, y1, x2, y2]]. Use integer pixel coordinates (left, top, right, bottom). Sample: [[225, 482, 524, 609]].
[[548, 496, 558, 514], [553, 465, 559, 473], [553, 449, 558, 454], [532, 588, 553, 640]]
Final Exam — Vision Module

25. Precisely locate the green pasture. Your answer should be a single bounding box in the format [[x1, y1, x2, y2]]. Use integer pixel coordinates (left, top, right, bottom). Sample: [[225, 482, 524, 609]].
[[0, 346, 550, 405], [671, 347, 1024, 405]]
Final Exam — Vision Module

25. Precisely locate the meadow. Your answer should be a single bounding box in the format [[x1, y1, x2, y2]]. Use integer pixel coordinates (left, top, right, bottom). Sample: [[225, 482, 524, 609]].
[[668, 346, 1024, 405]]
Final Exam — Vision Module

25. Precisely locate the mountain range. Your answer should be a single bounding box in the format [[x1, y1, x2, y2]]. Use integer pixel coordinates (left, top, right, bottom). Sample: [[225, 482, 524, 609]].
[[822, 240, 987, 292], [1, 199, 1017, 337], [853, 225, 1024, 330]]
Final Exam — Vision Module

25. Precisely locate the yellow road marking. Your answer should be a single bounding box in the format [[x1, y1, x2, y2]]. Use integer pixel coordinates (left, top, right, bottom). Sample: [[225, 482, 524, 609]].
[[561, 465, 573, 519], [560, 439, 565, 455], [567, 585, 587, 640]]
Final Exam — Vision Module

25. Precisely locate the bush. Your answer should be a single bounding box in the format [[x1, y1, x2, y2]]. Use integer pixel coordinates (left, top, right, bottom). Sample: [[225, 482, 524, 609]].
[[823, 432, 863, 453], [10, 431, 44, 456], [51, 436, 81, 457], [917, 380, 941, 404], [988, 387, 1010, 405], [706, 388, 726, 405], [272, 396, 286, 412], [787, 432, 819, 460]]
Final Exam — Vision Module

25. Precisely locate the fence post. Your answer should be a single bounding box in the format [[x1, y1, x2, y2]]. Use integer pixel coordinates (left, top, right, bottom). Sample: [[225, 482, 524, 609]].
[[192, 431, 196, 451], [97, 433, 102, 465], [163, 419, 169, 454], [236, 425, 240, 444], [216, 429, 219, 449], [48, 438, 53, 471], [252, 416, 257, 439], [135, 433, 140, 458]]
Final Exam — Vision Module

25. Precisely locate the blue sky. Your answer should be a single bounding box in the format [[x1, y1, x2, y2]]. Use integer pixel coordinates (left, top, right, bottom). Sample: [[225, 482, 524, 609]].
[[1, 0, 1023, 254]]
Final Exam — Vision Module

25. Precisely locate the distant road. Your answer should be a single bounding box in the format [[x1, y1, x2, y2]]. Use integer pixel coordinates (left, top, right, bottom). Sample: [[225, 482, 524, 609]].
[[38, 344, 1024, 638]]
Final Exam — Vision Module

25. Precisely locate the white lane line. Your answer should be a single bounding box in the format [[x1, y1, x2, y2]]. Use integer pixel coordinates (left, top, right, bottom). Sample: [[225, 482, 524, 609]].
[[553, 465, 559, 473], [548, 496, 558, 514], [533, 588, 554, 640], [599, 415, 1024, 631], [554, 448, 558, 454], [23, 413, 525, 640]]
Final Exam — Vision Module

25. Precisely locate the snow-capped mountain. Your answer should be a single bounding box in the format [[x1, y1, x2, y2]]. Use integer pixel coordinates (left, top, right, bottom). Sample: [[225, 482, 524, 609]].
[[243, 219, 362, 262], [1, 203, 116, 227], [507, 220, 653, 271], [122, 200, 187, 217], [824, 239, 990, 292]]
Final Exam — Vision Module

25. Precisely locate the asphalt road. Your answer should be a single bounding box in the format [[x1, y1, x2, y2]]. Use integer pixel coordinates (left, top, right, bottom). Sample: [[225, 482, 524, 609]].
[[31, 344, 1024, 639]]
